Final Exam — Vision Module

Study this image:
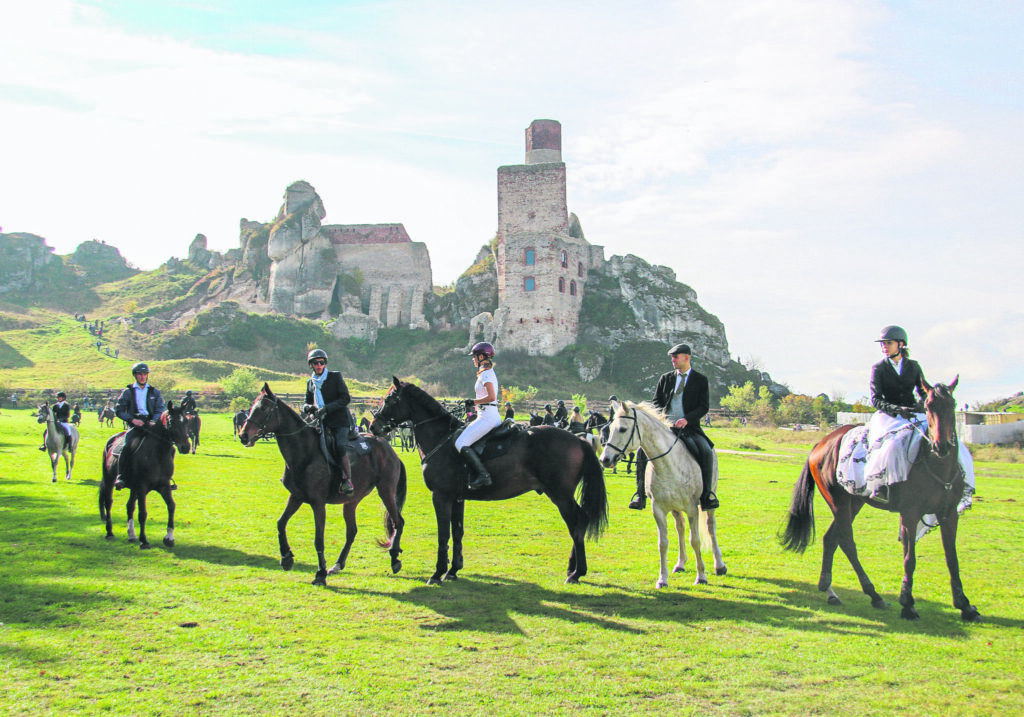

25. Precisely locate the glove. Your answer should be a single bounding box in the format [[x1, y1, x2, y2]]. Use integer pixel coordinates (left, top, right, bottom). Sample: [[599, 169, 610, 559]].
[[896, 405, 916, 420], [315, 406, 328, 421], [302, 404, 315, 415]]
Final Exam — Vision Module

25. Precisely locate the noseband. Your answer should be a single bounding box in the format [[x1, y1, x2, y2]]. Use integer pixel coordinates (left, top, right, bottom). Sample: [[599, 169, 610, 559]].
[[245, 394, 281, 439], [604, 408, 682, 461]]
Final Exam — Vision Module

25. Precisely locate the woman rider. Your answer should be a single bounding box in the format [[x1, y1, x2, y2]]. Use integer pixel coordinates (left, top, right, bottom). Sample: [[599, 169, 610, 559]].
[[568, 406, 587, 435], [454, 342, 500, 490], [864, 325, 974, 503]]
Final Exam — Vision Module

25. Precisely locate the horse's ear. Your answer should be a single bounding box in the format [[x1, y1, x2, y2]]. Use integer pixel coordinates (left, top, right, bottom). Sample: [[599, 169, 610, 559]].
[[167, 400, 175, 410], [920, 377, 932, 393], [949, 375, 959, 392], [611, 399, 622, 413], [393, 376, 402, 388], [263, 382, 273, 397]]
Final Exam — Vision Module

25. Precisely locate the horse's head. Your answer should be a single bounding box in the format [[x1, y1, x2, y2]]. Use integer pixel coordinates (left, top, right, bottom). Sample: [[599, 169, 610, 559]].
[[162, 402, 193, 454], [370, 377, 408, 436], [599, 400, 640, 468], [922, 375, 959, 458], [238, 383, 281, 447], [36, 404, 50, 424]]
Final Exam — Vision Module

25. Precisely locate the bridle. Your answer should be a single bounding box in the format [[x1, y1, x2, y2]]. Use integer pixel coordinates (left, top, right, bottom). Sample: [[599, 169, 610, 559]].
[[603, 407, 682, 462], [372, 387, 462, 463], [243, 394, 308, 440]]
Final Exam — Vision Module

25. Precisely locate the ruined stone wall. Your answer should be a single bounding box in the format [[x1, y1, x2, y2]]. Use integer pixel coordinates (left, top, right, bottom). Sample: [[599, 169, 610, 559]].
[[335, 241, 432, 329]]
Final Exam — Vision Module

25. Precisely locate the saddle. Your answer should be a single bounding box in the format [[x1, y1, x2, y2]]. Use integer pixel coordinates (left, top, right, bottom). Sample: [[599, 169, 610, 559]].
[[454, 419, 522, 462], [317, 425, 372, 470]]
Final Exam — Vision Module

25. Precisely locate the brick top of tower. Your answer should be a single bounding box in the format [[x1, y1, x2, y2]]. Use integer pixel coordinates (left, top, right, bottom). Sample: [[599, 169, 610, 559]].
[[525, 119, 562, 164]]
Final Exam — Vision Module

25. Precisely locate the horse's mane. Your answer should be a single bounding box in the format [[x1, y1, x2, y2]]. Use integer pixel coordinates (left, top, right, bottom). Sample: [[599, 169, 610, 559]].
[[617, 400, 675, 431], [400, 382, 464, 427]]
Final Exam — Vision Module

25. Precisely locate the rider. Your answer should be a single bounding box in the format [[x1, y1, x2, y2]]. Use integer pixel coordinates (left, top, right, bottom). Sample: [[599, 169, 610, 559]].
[[542, 404, 556, 426], [631, 343, 718, 511], [554, 400, 569, 427], [113, 363, 167, 490], [180, 390, 198, 415], [302, 349, 355, 496], [504, 401, 515, 420], [454, 342, 500, 490], [568, 406, 587, 435], [39, 391, 73, 450]]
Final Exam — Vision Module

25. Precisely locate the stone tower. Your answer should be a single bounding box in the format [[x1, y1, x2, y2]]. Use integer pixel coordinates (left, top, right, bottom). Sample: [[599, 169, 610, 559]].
[[493, 120, 596, 355]]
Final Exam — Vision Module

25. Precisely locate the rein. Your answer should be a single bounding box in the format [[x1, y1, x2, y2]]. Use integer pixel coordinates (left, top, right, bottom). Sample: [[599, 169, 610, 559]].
[[605, 408, 681, 461], [374, 389, 461, 464], [248, 395, 310, 439]]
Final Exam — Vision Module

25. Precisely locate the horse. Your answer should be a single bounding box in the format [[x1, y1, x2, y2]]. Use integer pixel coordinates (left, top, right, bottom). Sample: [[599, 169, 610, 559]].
[[37, 403, 80, 482], [599, 400, 726, 588], [528, 412, 544, 426], [184, 413, 201, 454], [780, 377, 981, 622], [232, 409, 249, 436], [71, 406, 82, 426], [238, 383, 407, 586], [99, 402, 191, 549], [398, 422, 416, 452], [97, 406, 115, 427], [371, 377, 608, 585]]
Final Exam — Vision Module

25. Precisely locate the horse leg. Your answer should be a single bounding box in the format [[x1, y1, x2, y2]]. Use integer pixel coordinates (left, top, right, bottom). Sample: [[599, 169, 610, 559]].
[[445, 498, 465, 581], [553, 493, 587, 584], [834, 503, 886, 609], [328, 502, 358, 575], [136, 492, 151, 549], [653, 504, 671, 589], [671, 510, 687, 575], [703, 509, 727, 576], [938, 514, 981, 622], [277, 494, 303, 571], [429, 492, 452, 585], [898, 512, 921, 620], [160, 487, 176, 548], [66, 444, 75, 481], [311, 501, 328, 586], [126, 493, 138, 543], [686, 509, 709, 585], [378, 481, 405, 575]]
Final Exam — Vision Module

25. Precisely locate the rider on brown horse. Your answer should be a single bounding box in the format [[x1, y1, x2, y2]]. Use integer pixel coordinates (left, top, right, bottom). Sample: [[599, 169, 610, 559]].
[[113, 362, 169, 491], [303, 349, 355, 496]]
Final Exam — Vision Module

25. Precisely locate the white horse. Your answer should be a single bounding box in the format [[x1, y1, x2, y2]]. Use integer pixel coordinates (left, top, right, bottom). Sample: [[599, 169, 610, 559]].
[[599, 400, 726, 588], [37, 404, 80, 482]]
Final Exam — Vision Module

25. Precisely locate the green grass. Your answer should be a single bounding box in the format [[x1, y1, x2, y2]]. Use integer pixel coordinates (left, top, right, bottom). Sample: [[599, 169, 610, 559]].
[[1, 410, 1022, 715]]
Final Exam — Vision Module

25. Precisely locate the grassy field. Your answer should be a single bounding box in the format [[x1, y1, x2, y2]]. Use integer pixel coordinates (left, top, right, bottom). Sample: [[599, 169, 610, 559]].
[[1, 407, 1022, 715]]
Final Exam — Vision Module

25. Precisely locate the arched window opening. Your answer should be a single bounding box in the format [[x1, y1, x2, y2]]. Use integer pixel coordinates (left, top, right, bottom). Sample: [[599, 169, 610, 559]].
[[569, 280, 577, 296], [558, 277, 565, 293]]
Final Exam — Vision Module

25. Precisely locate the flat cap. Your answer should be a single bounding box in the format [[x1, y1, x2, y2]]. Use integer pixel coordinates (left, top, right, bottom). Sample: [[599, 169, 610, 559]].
[[667, 343, 692, 356]]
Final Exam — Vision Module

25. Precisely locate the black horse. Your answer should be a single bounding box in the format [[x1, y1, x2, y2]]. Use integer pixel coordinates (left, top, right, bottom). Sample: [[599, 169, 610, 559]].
[[232, 409, 248, 436], [99, 401, 191, 549], [781, 377, 981, 621], [238, 384, 407, 586], [371, 377, 608, 585], [184, 413, 201, 454]]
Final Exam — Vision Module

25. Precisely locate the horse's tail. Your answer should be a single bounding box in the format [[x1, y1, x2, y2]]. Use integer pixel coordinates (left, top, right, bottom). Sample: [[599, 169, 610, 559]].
[[779, 460, 816, 553], [380, 460, 408, 546], [577, 443, 609, 541]]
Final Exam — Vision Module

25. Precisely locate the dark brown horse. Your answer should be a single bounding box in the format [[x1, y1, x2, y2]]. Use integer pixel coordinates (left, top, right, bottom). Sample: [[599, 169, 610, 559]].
[[371, 377, 608, 585], [781, 377, 980, 621], [184, 413, 201, 454], [238, 384, 406, 586], [99, 402, 191, 549]]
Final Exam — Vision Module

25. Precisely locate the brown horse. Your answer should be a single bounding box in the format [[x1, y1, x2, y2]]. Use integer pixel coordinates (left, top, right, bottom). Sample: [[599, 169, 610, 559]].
[[184, 413, 201, 454], [371, 378, 608, 585], [238, 384, 406, 586], [781, 377, 981, 621], [99, 402, 191, 549]]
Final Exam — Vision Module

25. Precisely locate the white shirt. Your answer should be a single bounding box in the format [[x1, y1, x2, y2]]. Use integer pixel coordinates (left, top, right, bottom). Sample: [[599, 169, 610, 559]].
[[133, 383, 149, 416], [474, 368, 499, 410], [888, 357, 903, 375]]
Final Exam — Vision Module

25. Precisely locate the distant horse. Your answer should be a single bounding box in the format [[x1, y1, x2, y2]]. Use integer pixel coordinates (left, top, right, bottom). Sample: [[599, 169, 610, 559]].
[[238, 384, 407, 586], [184, 413, 201, 454], [600, 400, 726, 588], [37, 403, 80, 482], [232, 409, 249, 436], [99, 402, 191, 549], [528, 412, 544, 426], [398, 422, 416, 452], [371, 377, 608, 585], [781, 377, 981, 622], [97, 406, 115, 427], [71, 406, 82, 426]]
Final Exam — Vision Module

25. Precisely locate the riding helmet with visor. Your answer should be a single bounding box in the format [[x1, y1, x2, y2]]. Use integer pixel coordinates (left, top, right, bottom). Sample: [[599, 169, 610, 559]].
[[307, 348, 328, 365], [469, 342, 495, 359], [131, 362, 150, 374], [876, 325, 908, 345]]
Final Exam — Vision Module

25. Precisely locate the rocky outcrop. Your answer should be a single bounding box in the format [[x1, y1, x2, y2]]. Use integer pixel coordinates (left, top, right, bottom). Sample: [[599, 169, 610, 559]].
[[0, 233, 63, 296]]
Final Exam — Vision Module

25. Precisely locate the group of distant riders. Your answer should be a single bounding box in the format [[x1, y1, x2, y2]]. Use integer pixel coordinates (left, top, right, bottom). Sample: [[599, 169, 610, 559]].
[[34, 322, 974, 515]]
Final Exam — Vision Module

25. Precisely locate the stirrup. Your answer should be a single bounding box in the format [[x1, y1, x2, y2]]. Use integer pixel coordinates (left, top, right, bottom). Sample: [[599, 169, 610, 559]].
[[700, 491, 720, 511], [628, 492, 646, 510], [467, 472, 492, 490], [338, 477, 354, 495]]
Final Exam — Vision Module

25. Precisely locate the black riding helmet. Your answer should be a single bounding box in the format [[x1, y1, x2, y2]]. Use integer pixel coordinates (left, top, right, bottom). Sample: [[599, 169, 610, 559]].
[[307, 348, 328, 365], [876, 325, 908, 345], [131, 362, 150, 374]]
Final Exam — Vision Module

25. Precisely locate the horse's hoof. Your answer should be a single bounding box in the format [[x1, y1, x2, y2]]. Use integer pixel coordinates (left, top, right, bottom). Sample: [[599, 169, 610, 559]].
[[656, 580, 667, 589], [716, 565, 728, 576], [163, 538, 175, 548], [327, 563, 342, 575], [565, 575, 580, 585], [280, 554, 294, 571], [695, 576, 708, 585], [391, 559, 402, 574], [139, 542, 151, 550], [444, 572, 458, 582], [672, 565, 685, 574], [426, 576, 443, 586], [827, 595, 842, 606], [51, 478, 56, 483], [962, 608, 982, 623], [127, 538, 139, 544], [312, 571, 327, 587], [871, 598, 888, 610], [900, 606, 920, 620]]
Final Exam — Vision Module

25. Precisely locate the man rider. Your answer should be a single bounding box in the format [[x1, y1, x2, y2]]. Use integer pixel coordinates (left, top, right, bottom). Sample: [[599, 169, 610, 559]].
[[303, 349, 355, 496], [180, 390, 198, 415], [630, 343, 719, 512], [39, 391, 73, 450], [113, 363, 168, 490]]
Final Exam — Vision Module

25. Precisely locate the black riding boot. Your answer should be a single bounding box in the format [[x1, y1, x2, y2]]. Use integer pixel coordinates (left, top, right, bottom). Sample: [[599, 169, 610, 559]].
[[629, 450, 647, 509], [460, 447, 492, 490], [698, 456, 719, 511], [338, 452, 354, 495]]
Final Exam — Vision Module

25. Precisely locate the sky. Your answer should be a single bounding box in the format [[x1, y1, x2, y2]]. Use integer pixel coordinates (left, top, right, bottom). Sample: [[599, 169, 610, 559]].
[[1, 0, 1022, 407]]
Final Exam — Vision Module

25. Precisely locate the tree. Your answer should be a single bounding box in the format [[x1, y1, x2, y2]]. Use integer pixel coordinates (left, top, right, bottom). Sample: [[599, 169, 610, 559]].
[[721, 381, 777, 425], [221, 367, 259, 402]]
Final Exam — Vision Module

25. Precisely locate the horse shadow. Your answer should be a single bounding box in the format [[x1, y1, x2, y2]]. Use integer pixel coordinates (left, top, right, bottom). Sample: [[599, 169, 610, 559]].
[[154, 542, 282, 572]]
